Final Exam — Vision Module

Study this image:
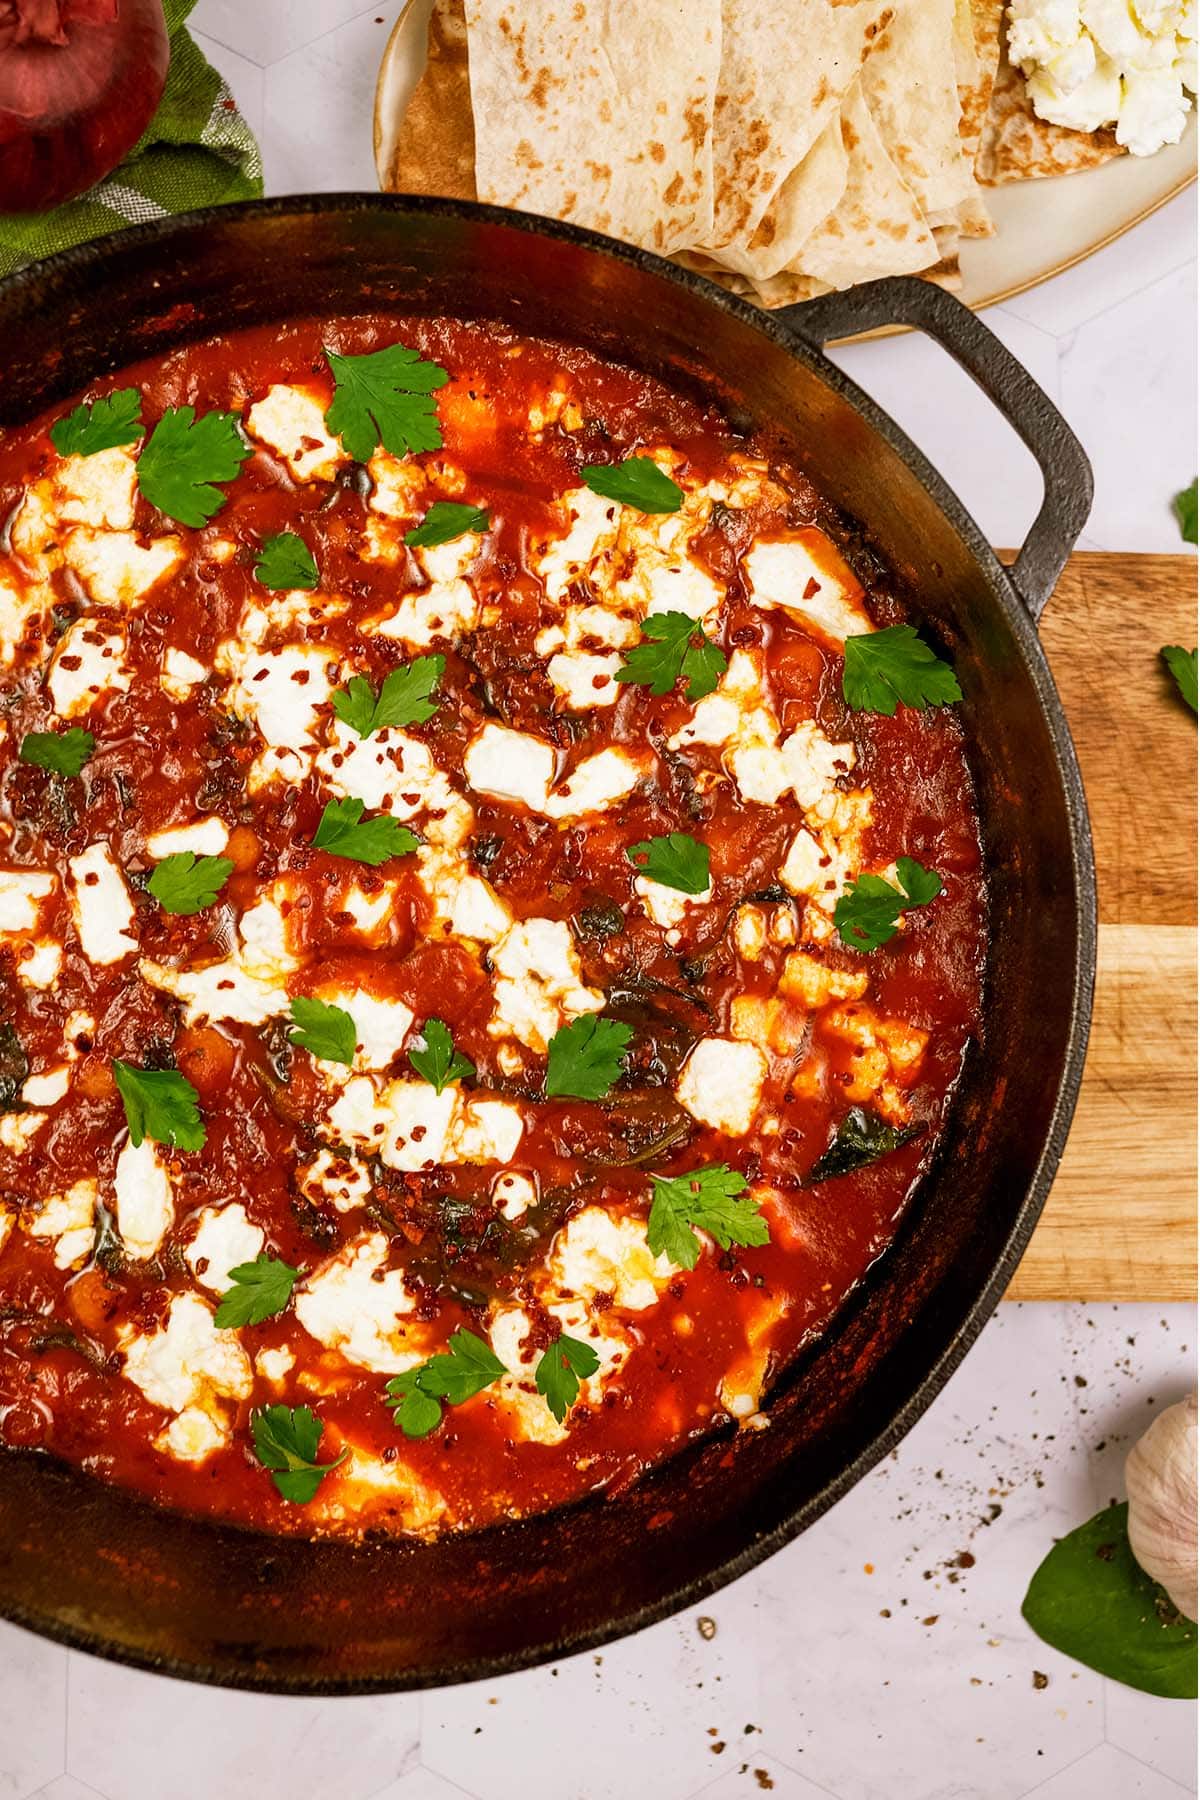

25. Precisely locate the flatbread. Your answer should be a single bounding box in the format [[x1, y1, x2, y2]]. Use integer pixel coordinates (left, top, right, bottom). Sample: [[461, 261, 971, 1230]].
[[976, 35, 1122, 184], [859, 0, 975, 217], [388, 0, 476, 200], [462, 0, 722, 255]]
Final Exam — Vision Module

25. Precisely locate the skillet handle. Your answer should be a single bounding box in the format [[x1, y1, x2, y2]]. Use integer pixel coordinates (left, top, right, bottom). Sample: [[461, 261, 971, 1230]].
[[777, 276, 1094, 621]]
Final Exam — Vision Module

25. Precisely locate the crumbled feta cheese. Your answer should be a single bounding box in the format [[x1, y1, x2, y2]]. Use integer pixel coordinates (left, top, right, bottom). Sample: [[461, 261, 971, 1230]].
[[25, 1178, 96, 1269], [245, 383, 347, 482], [676, 1037, 768, 1135], [123, 1291, 253, 1413], [635, 874, 713, 930], [145, 816, 230, 860], [256, 1346, 296, 1385], [298, 1147, 373, 1213], [316, 721, 463, 823], [48, 620, 130, 717], [1009, 0, 1196, 151], [493, 1171, 537, 1219], [367, 577, 480, 648], [419, 845, 513, 945], [0, 1111, 46, 1151], [113, 1137, 176, 1261], [778, 950, 869, 1010], [733, 905, 769, 961], [534, 604, 640, 657], [63, 529, 183, 609], [184, 1203, 265, 1293], [0, 867, 55, 936], [821, 1003, 928, 1124], [452, 1096, 525, 1164], [294, 1233, 421, 1374], [51, 446, 139, 530], [743, 532, 871, 645], [0, 571, 50, 667], [67, 842, 138, 964], [239, 885, 303, 978], [223, 641, 334, 755], [316, 986, 414, 1073], [535, 486, 621, 599], [140, 955, 289, 1027], [463, 722, 557, 809], [340, 881, 397, 941], [488, 916, 604, 1052], [549, 1205, 676, 1310], [157, 1405, 227, 1464], [488, 1298, 629, 1445], [546, 649, 622, 708], [160, 647, 210, 700], [330, 1074, 457, 1169], [21, 1064, 70, 1106], [14, 937, 62, 988], [545, 747, 643, 819]]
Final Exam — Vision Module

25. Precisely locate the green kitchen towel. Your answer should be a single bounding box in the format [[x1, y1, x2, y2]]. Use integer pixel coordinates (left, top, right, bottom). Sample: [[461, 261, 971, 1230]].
[[0, 0, 263, 278]]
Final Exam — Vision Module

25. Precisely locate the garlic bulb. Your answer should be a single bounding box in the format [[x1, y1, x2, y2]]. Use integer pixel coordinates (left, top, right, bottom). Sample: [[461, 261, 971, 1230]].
[[1125, 1391, 1197, 1622]]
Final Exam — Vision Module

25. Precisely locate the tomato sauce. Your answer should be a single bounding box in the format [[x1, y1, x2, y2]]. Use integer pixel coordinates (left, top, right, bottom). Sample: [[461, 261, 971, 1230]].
[[0, 314, 986, 1537]]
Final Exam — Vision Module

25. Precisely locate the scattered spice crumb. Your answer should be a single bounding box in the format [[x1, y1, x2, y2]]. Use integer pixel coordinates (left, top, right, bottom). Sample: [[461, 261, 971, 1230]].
[[711, 1741, 726, 1754], [697, 1616, 717, 1640], [754, 1772, 774, 1791], [922, 1615, 939, 1626], [864, 1562, 874, 1574]]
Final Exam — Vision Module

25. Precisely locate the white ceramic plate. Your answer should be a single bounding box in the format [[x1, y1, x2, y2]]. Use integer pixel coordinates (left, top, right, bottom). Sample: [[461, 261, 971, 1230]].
[[373, 0, 1197, 318]]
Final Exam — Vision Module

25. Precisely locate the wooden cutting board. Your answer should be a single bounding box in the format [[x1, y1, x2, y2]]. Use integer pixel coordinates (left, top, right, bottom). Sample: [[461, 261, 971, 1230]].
[[1004, 551, 1196, 1302]]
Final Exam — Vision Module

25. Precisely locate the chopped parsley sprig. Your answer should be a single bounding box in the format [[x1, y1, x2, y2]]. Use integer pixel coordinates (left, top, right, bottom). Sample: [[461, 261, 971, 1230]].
[[408, 1018, 474, 1094], [215, 1253, 301, 1328], [647, 1164, 768, 1271], [386, 1329, 507, 1438], [1162, 645, 1198, 714], [331, 653, 444, 738], [255, 531, 319, 591], [615, 610, 726, 701], [112, 1060, 205, 1152], [833, 857, 942, 952], [18, 727, 93, 777], [136, 405, 251, 528], [288, 996, 357, 1067], [325, 340, 449, 460], [581, 457, 682, 514], [535, 1333, 601, 1423], [250, 1404, 347, 1504], [842, 625, 962, 716], [544, 1014, 632, 1100], [1173, 478, 1197, 545], [50, 388, 143, 457], [147, 851, 234, 916], [405, 501, 488, 548], [627, 831, 710, 895], [311, 797, 420, 866]]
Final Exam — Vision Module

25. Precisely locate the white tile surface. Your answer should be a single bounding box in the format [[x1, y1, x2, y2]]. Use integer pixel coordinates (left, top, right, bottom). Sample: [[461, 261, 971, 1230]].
[[1, 15, 1193, 1800]]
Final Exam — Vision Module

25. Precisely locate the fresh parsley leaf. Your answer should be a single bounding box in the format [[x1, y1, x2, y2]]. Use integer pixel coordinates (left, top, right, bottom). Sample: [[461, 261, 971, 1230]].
[[311, 796, 420, 867], [147, 851, 233, 916], [50, 388, 143, 457], [250, 1403, 348, 1504], [544, 1014, 632, 1100], [324, 340, 449, 461], [385, 1329, 507, 1437], [581, 457, 682, 514], [842, 624, 962, 716], [536, 1333, 601, 1424], [1173, 478, 1198, 545], [214, 1253, 301, 1328], [647, 1164, 768, 1272], [615, 610, 727, 701], [331, 654, 445, 739], [807, 1107, 919, 1183], [18, 726, 93, 777], [1162, 645, 1198, 714], [404, 501, 489, 548], [255, 531, 318, 591], [408, 1018, 474, 1094], [136, 405, 251, 528], [1023, 1501, 1198, 1699], [834, 856, 942, 952], [386, 1369, 444, 1438], [289, 996, 357, 1067], [112, 1059, 205, 1152], [627, 831, 710, 895]]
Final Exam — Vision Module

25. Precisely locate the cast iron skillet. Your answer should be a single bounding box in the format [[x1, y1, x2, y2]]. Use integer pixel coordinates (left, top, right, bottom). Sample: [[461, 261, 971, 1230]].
[[0, 197, 1096, 1692]]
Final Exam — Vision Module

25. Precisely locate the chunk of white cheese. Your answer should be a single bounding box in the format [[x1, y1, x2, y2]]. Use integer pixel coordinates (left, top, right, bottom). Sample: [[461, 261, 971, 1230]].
[[160, 647, 210, 701], [493, 1171, 537, 1219], [123, 1291, 253, 1413], [63, 529, 183, 609], [743, 532, 871, 646], [145, 816, 230, 860], [184, 1203, 265, 1293], [245, 383, 347, 482], [21, 1064, 71, 1106], [48, 620, 130, 717], [488, 916, 604, 1052], [544, 747, 643, 819], [635, 875, 713, 930], [316, 720, 463, 824], [535, 486, 621, 600], [463, 722, 557, 810], [294, 1232, 421, 1374], [0, 1111, 46, 1152], [549, 1205, 676, 1310], [113, 1137, 176, 1261], [297, 1147, 373, 1214], [14, 937, 62, 988], [223, 642, 334, 756], [140, 955, 290, 1028], [418, 845, 513, 946], [67, 842, 138, 964], [24, 1178, 97, 1269], [676, 1037, 768, 1136], [546, 649, 622, 709], [0, 867, 55, 937], [157, 1406, 227, 1464]]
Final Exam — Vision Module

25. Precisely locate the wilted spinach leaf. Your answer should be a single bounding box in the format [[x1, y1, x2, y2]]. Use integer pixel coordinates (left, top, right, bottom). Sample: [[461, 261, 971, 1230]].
[[807, 1107, 919, 1182]]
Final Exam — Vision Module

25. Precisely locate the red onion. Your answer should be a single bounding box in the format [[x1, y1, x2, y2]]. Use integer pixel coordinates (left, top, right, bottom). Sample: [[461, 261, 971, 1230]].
[[0, 0, 170, 212]]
